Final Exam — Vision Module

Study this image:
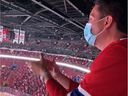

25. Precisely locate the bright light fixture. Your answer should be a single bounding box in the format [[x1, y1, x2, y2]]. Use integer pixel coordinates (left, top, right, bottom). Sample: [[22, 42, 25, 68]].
[[0, 54, 40, 61], [0, 54, 90, 73], [56, 62, 90, 73]]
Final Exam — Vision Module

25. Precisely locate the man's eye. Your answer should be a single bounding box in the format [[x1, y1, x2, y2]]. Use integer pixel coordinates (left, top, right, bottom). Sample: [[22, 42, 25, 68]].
[[89, 16, 94, 21]]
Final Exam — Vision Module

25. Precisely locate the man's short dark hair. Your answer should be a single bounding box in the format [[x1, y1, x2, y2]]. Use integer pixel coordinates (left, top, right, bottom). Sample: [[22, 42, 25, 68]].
[[95, 0, 127, 34]]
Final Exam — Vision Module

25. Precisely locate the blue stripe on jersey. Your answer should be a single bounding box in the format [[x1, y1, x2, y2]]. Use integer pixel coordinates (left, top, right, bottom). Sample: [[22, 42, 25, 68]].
[[70, 88, 84, 96]]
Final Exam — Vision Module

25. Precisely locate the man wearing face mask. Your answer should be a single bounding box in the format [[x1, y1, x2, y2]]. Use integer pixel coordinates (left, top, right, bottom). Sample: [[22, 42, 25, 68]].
[[84, 17, 107, 46], [30, 0, 127, 96]]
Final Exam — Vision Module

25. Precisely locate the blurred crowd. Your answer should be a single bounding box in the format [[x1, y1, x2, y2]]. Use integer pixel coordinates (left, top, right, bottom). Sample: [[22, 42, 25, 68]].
[[0, 39, 100, 59], [0, 48, 92, 96]]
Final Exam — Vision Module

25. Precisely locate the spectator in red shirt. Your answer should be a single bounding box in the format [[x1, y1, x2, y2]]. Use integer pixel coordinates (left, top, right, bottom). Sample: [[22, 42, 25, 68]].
[[30, 0, 127, 96]]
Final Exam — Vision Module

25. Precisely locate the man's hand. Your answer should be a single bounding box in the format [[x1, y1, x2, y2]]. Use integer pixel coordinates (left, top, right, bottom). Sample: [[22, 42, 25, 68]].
[[30, 60, 44, 76], [48, 60, 61, 78], [27, 54, 46, 76], [27, 54, 54, 83]]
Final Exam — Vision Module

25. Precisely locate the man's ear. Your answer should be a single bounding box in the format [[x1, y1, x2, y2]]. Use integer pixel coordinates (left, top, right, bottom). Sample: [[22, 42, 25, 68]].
[[104, 16, 113, 29]]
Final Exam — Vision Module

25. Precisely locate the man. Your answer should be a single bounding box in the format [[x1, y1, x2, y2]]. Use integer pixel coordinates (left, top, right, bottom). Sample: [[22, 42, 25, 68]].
[[30, 0, 127, 96]]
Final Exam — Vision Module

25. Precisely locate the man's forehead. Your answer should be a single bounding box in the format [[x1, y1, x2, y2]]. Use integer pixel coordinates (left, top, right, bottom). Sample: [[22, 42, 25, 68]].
[[90, 5, 100, 18]]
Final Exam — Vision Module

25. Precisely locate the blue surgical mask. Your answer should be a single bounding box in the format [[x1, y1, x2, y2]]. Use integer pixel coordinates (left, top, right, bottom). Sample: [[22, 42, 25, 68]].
[[84, 18, 106, 46], [84, 23, 95, 46]]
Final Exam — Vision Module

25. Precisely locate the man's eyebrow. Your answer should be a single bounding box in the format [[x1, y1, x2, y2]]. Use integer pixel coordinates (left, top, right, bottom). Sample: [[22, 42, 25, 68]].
[[90, 13, 94, 17]]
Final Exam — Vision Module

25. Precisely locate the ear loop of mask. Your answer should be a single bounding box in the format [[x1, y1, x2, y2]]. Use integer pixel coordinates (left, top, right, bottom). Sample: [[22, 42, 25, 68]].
[[92, 17, 106, 26], [95, 28, 106, 38], [92, 17, 106, 37]]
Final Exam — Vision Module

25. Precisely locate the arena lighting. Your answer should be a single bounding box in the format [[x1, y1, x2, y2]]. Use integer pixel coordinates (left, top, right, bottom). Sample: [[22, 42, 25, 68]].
[[0, 54, 40, 61], [0, 54, 90, 73], [56, 62, 90, 73]]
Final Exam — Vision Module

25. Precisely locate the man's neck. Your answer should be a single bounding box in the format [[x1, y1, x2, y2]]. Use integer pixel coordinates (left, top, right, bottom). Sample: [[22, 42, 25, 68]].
[[95, 30, 126, 51]]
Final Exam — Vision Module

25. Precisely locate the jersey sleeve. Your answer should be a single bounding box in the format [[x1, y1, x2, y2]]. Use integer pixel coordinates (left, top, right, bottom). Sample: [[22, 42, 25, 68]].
[[46, 78, 79, 96]]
